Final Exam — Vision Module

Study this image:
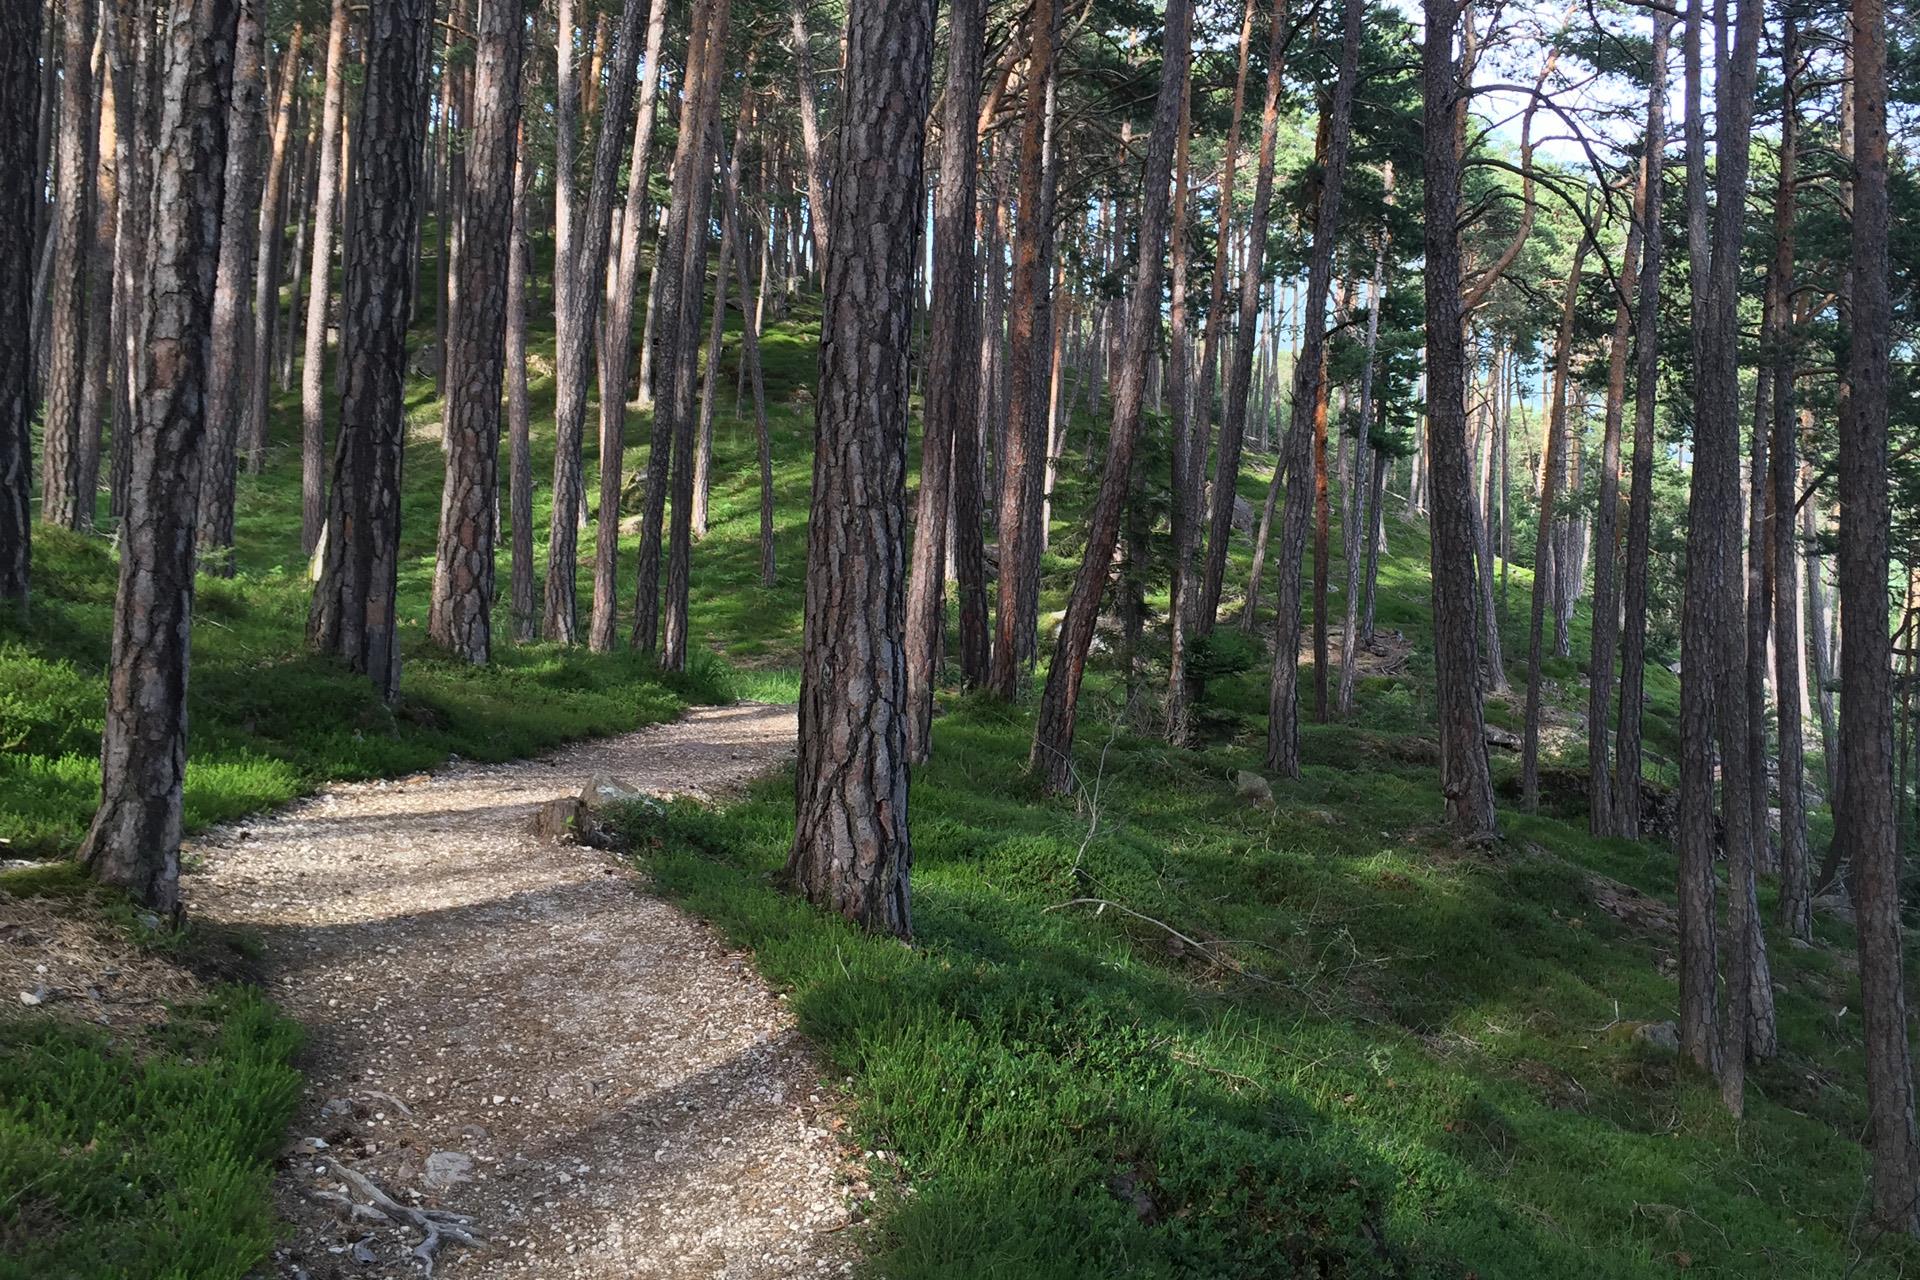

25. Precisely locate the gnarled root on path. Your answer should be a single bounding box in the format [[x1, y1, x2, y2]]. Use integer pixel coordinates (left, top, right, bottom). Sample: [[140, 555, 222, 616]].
[[307, 1157, 486, 1276]]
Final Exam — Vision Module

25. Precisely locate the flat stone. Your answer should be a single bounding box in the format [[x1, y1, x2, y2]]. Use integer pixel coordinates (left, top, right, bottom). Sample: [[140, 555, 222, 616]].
[[424, 1150, 476, 1191]]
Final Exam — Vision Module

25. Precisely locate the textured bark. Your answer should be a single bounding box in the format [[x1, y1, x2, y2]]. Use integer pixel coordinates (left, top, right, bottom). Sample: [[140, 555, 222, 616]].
[[785, 0, 934, 936], [903, 0, 984, 761], [1522, 238, 1587, 812], [1420, 0, 1497, 836], [195, 0, 267, 575], [988, 0, 1058, 700], [243, 21, 303, 473], [41, 0, 97, 531], [79, 0, 237, 913], [1337, 217, 1389, 717], [587, 0, 669, 652], [1613, 13, 1669, 838], [1199, 3, 1289, 631], [507, 118, 536, 644], [299, 0, 350, 556], [1840, 0, 1920, 1229], [307, 0, 427, 705], [1266, 0, 1359, 778], [543, 0, 649, 645], [629, 0, 728, 662], [0, 0, 42, 610], [1030, 0, 1189, 794], [788, 1, 830, 271], [428, 0, 524, 663]]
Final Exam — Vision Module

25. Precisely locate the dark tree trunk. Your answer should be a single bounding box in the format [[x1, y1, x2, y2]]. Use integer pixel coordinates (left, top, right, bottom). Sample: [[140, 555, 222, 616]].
[[1337, 212, 1390, 717], [307, 0, 428, 704], [903, 0, 984, 761], [243, 20, 304, 473], [1266, 0, 1360, 778], [79, 0, 238, 913], [300, 0, 350, 557], [587, 0, 669, 652], [1613, 13, 1670, 838], [1420, 0, 1497, 836], [41, 0, 97, 531], [0, 0, 42, 611], [1030, 0, 1190, 794], [195, 0, 267, 575], [786, 0, 935, 936], [1840, 0, 1920, 1229], [428, 0, 524, 663], [543, 0, 649, 645]]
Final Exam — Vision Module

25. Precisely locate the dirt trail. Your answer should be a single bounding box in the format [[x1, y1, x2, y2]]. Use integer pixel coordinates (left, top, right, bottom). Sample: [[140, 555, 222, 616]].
[[188, 704, 861, 1280]]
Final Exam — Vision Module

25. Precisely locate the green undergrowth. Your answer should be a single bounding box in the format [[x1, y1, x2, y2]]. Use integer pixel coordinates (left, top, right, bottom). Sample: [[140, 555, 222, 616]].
[[622, 691, 1908, 1278]]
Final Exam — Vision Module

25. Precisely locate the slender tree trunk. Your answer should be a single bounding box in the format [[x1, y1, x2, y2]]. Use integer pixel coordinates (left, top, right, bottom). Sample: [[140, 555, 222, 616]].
[[0, 0, 43, 611], [243, 21, 302, 474], [41, 0, 96, 531], [79, 0, 238, 913], [1421, 0, 1497, 836], [196, 0, 266, 574], [1267, 0, 1360, 777], [299, 0, 349, 556], [1030, 0, 1190, 794], [428, 0, 523, 663], [307, 0, 428, 703], [1614, 13, 1670, 837], [507, 118, 536, 644], [904, 0, 984, 760], [587, 0, 669, 652], [788, 0, 831, 271], [785, 0, 934, 937], [716, 126, 776, 588]]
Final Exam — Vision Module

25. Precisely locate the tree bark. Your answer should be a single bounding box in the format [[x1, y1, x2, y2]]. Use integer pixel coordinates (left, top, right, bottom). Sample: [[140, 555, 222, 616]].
[[41, 0, 97, 531], [242, 20, 303, 474], [785, 0, 935, 936], [1030, 0, 1190, 794], [307, 0, 428, 705], [507, 117, 536, 644], [79, 0, 238, 913], [299, 0, 350, 556], [788, 0, 831, 272], [428, 0, 524, 663], [0, 0, 43, 611], [903, 0, 984, 761]]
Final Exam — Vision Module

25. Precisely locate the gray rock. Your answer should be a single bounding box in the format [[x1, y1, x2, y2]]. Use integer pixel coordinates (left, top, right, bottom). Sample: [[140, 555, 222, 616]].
[[1631, 1020, 1681, 1055], [423, 1150, 476, 1191], [1234, 770, 1275, 810]]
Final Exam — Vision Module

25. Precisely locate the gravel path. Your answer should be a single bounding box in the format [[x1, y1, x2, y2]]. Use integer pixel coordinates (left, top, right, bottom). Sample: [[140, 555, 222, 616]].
[[187, 704, 862, 1280]]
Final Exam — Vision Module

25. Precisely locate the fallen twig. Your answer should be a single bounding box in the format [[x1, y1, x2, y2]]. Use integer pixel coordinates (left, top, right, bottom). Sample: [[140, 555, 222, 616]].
[[324, 1159, 484, 1276]]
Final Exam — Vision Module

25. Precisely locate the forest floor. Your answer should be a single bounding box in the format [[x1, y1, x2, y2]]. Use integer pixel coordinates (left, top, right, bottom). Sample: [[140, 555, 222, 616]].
[[183, 703, 864, 1280]]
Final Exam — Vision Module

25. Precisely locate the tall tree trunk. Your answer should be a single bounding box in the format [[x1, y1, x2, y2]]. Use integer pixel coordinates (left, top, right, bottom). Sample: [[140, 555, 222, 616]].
[[195, 0, 267, 575], [1338, 212, 1389, 716], [1030, 0, 1190, 794], [785, 0, 934, 936], [1266, 0, 1360, 778], [1420, 0, 1497, 836], [1840, 0, 1920, 1228], [1613, 13, 1670, 837], [716, 126, 776, 588], [243, 20, 303, 474], [903, 0, 984, 761], [1199, 1, 1288, 632], [587, 0, 669, 652], [307, 0, 428, 704], [1522, 236, 1588, 811], [507, 118, 536, 644], [0, 0, 42, 611], [79, 0, 238, 913], [788, 0, 831, 271], [299, 0, 350, 556], [428, 0, 524, 663], [543, 0, 649, 644], [41, 0, 96, 531]]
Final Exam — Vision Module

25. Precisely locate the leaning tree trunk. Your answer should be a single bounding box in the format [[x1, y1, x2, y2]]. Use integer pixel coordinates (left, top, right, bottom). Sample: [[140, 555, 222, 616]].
[[0, 0, 42, 611], [78, 0, 238, 914], [41, 0, 96, 531], [307, 0, 427, 705], [1029, 0, 1191, 794], [785, 0, 935, 937], [1614, 12, 1670, 838], [1420, 0, 1498, 837], [542, 0, 649, 645], [427, 0, 523, 663], [299, 0, 350, 556], [902, 0, 984, 762], [1267, 0, 1360, 779], [195, 0, 266, 576], [586, 0, 669, 652], [1840, 0, 1920, 1231]]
